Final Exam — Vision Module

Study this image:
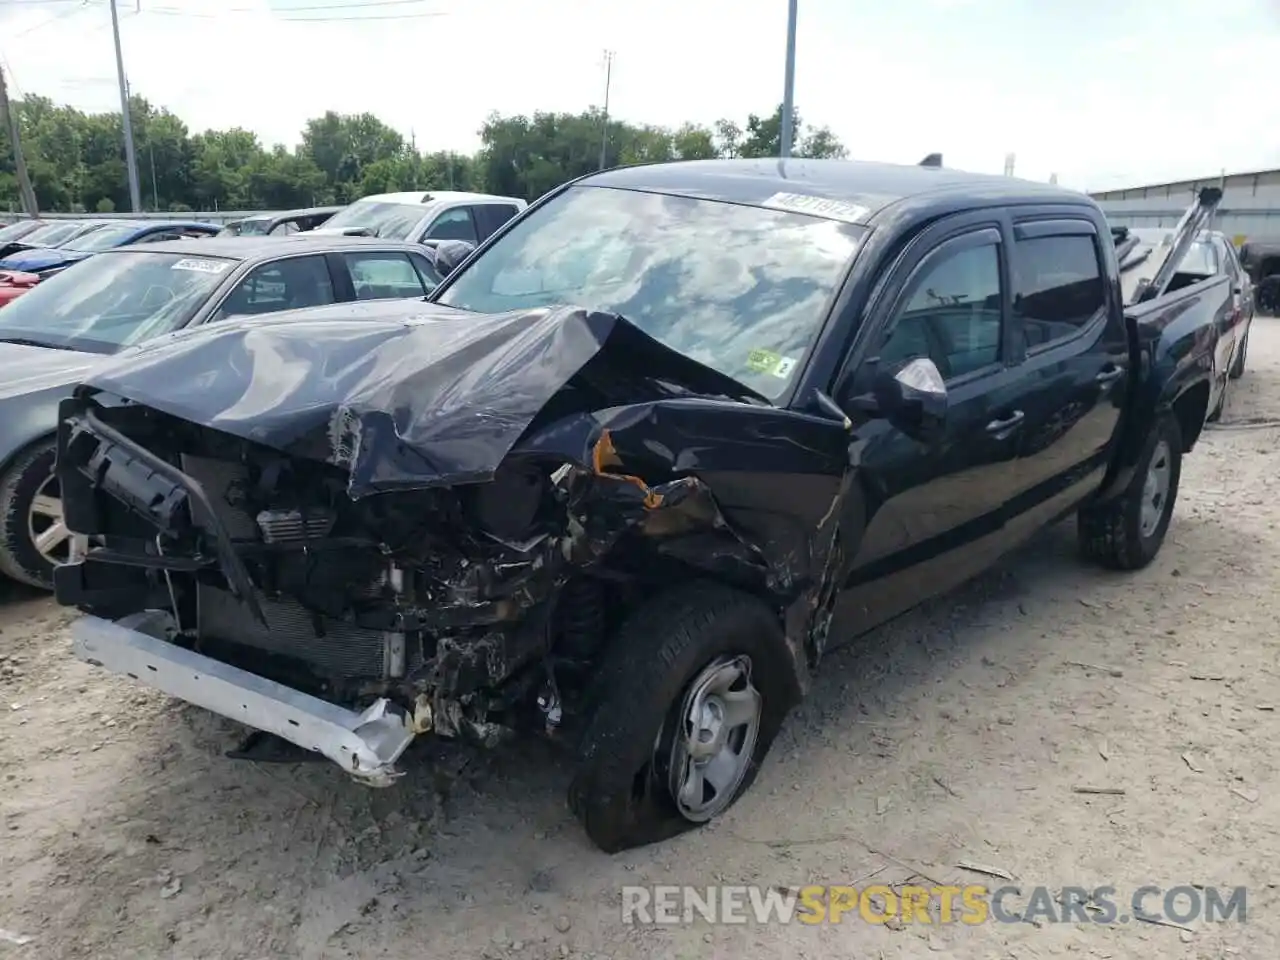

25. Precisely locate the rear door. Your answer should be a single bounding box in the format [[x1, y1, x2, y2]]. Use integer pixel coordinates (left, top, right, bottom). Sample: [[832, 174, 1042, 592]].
[[420, 206, 479, 245], [1000, 216, 1128, 542], [471, 203, 522, 242], [834, 212, 1032, 631]]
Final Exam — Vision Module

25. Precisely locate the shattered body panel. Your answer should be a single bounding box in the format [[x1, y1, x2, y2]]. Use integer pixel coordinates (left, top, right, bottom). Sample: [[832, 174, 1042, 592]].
[[57, 304, 852, 761]]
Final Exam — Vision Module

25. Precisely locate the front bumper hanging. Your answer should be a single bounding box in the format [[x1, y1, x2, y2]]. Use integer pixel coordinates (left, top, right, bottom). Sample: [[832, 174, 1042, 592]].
[[71, 612, 417, 787]]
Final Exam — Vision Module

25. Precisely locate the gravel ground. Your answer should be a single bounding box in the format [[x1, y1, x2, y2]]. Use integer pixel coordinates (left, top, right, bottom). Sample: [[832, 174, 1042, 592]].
[[2, 321, 1279, 960]]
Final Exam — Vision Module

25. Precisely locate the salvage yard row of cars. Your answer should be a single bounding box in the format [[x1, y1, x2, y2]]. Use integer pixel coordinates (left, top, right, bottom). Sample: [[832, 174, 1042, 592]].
[[0, 159, 1257, 854]]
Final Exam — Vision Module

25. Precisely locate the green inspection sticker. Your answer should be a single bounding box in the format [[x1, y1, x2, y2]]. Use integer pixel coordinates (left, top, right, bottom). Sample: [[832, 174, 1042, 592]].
[[747, 348, 782, 373], [747, 349, 800, 378]]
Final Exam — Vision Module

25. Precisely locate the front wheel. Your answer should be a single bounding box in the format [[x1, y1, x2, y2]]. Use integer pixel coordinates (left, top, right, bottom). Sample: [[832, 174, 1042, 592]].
[[568, 583, 795, 853], [0, 440, 68, 589], [1078, 413, 1182, 571]]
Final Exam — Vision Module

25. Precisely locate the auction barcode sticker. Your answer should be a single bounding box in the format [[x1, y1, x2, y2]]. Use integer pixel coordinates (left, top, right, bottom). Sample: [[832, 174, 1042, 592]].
[[171, 257, 231, 274], [762, 192, 869, 224]]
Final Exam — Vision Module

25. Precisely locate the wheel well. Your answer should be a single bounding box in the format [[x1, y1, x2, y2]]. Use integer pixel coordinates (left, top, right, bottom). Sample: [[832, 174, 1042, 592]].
[[0, 432, 56, 482], [1171, 381, 1210, 452]]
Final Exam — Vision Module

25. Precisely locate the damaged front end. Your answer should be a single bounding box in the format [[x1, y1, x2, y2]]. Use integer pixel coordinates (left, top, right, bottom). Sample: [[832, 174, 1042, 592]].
[[54, 306, 849, 787]]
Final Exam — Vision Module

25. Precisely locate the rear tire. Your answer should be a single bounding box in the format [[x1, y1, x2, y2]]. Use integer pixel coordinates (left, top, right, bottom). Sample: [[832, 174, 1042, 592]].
[[1229, 329, 1248, 379], [568, 582, 795, 853], [0, 440, 65, 590], [1078, 414, 1182, 571]]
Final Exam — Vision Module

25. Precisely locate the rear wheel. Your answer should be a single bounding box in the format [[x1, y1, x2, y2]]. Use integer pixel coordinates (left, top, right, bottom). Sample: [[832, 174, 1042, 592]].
[[568, 583, 795, 853], [0, 440, 67, 589], [1078, 414, 1182, 571], [1229, 329, 1248, 379]]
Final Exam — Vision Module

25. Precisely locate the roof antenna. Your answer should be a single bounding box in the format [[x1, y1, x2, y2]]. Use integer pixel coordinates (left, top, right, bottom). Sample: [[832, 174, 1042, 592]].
[[919, 153, 943, 168]]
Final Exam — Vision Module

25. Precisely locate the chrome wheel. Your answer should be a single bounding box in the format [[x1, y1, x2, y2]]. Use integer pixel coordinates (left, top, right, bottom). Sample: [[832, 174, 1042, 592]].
[[664, 654, 762, 823], [28, 473, 71, 566], [1139, 439, 1172, 538]]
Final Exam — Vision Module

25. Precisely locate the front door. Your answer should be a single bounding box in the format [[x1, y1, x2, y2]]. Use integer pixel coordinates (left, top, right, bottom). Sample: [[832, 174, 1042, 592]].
[[830, 215, 1032, 635]]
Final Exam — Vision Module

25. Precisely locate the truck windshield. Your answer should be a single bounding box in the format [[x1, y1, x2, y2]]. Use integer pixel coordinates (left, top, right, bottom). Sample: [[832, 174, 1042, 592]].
[[435, 185, 863, 400], [0, 250, 233, 354], [321, 200, 425, 239]]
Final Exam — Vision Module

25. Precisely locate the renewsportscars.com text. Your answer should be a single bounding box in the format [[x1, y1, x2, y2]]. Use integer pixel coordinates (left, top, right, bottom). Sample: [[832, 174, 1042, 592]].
[[621, 884, 1247, 926]]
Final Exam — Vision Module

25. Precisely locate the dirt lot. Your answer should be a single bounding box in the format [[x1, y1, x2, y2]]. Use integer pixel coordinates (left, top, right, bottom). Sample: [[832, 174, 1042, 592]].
[[2, 324, 1279, 960]]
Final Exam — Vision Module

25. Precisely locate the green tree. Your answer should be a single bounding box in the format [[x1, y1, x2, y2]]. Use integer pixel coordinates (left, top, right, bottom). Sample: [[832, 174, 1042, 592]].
[[0, 91, 848, 212]]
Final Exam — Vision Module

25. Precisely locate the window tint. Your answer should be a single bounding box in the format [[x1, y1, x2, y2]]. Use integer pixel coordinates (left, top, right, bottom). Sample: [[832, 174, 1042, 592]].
[[213, 255, 335, 320], [408, 252, 443, 292], [344, 252, 427, 300], [424, 207, 478, 244], [472, 203, 519, 240], [876, 241, 1002, 381], [1014, 235, 1105, 349]]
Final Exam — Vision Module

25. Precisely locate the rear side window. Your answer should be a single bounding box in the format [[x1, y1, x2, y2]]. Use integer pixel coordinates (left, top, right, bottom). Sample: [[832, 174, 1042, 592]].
[[408, 252, 443, 292], [424, 208, 478, 244], [472, 203, 520, 241], [1013, 235, 1105, 349], [344, 252, 428, 300]]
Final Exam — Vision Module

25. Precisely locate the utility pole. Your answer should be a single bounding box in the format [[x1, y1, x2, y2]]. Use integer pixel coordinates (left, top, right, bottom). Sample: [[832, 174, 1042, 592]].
[[110, 0, 142, 212], [0, 64, 38, 215], [598, 50, 614, 170], [780, 0, 798, 158]]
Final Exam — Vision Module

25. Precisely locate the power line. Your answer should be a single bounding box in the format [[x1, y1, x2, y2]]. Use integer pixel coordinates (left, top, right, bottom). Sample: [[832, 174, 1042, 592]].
[[8, 0, 97, 39]]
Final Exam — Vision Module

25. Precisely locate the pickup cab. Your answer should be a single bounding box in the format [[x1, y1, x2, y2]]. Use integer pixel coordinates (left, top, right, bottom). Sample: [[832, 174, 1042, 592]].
[[52, 158, 1222, 853]]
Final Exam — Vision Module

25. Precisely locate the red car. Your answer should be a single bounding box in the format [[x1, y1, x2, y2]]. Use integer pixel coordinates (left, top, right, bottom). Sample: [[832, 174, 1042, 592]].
[[0, 270, 39, 308]]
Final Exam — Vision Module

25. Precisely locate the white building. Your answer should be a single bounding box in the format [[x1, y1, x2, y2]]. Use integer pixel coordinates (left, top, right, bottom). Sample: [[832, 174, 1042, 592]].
[[1091, 167, 1280, 243]]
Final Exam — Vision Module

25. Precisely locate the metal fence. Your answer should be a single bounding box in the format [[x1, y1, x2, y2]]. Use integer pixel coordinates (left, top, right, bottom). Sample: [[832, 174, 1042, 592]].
[[16, 210, 271, 225]]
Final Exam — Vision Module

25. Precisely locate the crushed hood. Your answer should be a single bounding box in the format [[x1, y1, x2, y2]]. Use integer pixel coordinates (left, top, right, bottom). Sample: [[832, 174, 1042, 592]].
[[79, 303, 762, 497]]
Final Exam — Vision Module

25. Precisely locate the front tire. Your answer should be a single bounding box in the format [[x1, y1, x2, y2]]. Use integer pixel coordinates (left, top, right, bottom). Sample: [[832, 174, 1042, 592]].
[[0, 440, 67, 589], [1078, 413, 1182, 571], [568, 583, 795, 853]]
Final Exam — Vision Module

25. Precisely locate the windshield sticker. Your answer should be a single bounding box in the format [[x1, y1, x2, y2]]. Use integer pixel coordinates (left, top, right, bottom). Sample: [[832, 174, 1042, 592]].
[[762, 191, 869, 224], [171, 258, 230, 274], [747, 348, 799, 378]]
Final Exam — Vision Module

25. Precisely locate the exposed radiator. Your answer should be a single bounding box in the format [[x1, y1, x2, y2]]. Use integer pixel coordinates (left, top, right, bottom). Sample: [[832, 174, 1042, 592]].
[[179, 454, 411, 682]]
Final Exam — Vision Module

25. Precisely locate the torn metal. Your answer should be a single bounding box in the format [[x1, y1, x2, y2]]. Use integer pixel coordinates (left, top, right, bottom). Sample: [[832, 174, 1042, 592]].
[[55, 303, 852, 782]]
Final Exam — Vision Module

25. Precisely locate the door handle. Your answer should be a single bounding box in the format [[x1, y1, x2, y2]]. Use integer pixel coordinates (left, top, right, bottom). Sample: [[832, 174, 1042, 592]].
[[1095, 365, 1124, 384], [985, 410, 1025, 435]]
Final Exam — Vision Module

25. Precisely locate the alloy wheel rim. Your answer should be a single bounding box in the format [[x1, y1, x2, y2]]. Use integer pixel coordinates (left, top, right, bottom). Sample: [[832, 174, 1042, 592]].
[[28, 472, 71, 566]]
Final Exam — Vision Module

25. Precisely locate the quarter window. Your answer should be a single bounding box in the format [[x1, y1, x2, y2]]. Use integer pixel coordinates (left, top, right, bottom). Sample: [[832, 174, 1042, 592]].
[[1013, 235, 1105, 349], [877, 240, 1002, 381]]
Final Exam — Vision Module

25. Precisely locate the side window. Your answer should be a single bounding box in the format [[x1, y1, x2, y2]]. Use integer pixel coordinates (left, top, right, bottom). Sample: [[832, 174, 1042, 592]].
[[142, 231, 180, 243], [344, 252, 427, 300], [424, 207, 479, 244], [1013, 234, 1105, 349], [408, 252, 444, 293], [876, 240, 1002, 381], [472, 203, 519, 240], [212, 255, 335, 320], [270, 222, 301, 236]]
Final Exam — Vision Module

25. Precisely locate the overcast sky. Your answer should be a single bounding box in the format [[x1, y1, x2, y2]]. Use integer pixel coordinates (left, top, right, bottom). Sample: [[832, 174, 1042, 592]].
[[1, 0, 1278, 191]]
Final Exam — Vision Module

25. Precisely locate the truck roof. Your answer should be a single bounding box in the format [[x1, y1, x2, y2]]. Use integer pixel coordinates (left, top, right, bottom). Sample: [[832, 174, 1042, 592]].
[[356, 190, 525, 206], [584, 158, 1078, 226]]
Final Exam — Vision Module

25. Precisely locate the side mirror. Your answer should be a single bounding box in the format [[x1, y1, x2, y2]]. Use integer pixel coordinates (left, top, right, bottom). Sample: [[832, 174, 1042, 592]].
[[862, 357, 948, 443], [431, 239, 475, 278]]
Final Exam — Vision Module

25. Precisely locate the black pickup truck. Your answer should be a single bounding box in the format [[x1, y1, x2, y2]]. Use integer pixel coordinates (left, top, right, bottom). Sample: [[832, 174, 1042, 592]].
[[53, 158, 1223, 853]]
